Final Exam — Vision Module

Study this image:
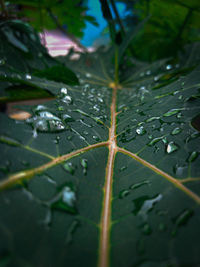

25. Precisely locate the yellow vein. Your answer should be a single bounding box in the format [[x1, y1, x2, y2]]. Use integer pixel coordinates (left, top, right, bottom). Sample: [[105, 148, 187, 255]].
[[118, 147, 200, 205], [74, 68, 109, 82], [98, 85, 117, 267], [83, 80, 107, 86], [23, 145, 55, 159], [181, 177, 200, 183], [0, 142, 109, 191], [100, 59, 112, 82]]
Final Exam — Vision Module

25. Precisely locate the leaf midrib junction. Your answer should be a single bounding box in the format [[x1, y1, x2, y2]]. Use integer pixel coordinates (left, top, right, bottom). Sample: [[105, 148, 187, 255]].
[[0, 85, 200, 267]]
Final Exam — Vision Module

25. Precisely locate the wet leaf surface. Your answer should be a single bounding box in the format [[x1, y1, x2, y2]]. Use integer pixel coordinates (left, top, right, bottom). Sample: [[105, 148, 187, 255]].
[[0, 23, 200, 267]]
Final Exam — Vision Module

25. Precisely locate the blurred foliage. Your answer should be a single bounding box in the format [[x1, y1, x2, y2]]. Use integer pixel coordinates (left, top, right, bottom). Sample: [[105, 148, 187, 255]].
[[120, 0, 200, 61], [1, 0, 98, 38]]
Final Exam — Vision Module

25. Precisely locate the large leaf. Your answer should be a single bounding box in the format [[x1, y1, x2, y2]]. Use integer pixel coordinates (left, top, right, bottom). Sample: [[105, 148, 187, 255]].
[[0, 43, 200, 267]]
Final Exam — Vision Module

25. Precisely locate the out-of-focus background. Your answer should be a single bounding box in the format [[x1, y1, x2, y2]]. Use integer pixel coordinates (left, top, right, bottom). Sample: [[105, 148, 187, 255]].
[[2, 0, 200, 61]]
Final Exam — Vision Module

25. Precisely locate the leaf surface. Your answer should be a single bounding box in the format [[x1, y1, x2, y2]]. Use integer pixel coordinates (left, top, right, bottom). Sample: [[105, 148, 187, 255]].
[[0, 45, 200, 267]]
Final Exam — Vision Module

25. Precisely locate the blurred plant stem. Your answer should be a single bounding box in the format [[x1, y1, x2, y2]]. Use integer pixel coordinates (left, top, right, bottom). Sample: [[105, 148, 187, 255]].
[[0, 0, 8, 17]]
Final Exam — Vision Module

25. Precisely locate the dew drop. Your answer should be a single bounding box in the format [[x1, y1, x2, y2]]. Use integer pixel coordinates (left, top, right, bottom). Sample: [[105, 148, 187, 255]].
[[146, 70, 151, 75], [166, 64, 172, 70], [85, 72, 92, 78], [119, 166, 127, 172], [62, 186, 76, 207], [174, 209, 193, 227], [173, 164, 187, 176], [93, 135, 100, 141], [172, 209, 193, 236], [171, 127, 182, 135], [60, 87, 68, 95], [62, 114, 75, 122], [58, 106, 64, 111], [119, 189, 130, 199], [81, 158, 88, 175], [176, 113, 182, 119], [136, 126, 146, 135], [163, 109, 182, 117], [63, 162, 75, 175], [162, 137, 168, 144], [142, 223, 152, 235], [147, 136, 164, 146], [0, 58, 6, 65], [25, 74, 32, 80], [158, 222, 166, 232], [54, 136, 60, 144], [133, 194, 162, 220], [66, 219, 80, 245], [50, 185, 77, 214], [130, 181, 150, 190], [166, 141, 178, 154], [62, 95, 73, 105], [146, 117, 160, 122], [187, 151, 198, 162]]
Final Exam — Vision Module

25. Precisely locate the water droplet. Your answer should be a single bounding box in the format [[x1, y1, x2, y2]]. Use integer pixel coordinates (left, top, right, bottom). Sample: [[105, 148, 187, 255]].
[[83, 130, 88, 135], [130, 181, 150, 190], [119, 189, 130, 199], [0, 58, 6, 65], [62, 114, 75, 122], [133, 194, 162, 220], [173, 209, 193, 227], [93, 135, 100, 141], [27, 111, 66, 136], [146, 70, 151, 75], [172, 209, 193, 236], [62, 95, 73, 105], [171, 127, 182, 135], [85, 72, 92, 78], [11, 73, 21, 79], [162, 137, 168, 144], [58, 106, 64, 111], [163, 109, 183, 117], [81, 159, 88, 175], [142, 223, 152, 235], [166, 142, 178, 154], [25, 74, 31, 80], [50, 185, 77, 214], [146, 117, 160, 122], [173, 164, 187, 176], [158, 222, 166, 232], [34, 105, 47, 112], [147, 136, 164, 146], [54, 136, 60, 144], [166, 64, 172, 70], [62, 186, 76, 207], [187, 151, 198, 162], [63, 162, 75, 175], [60, 87, 68, 95], [136, 126, 146, 135], [176, 113, 182, 119], [119, 166, 127, 172], [66, 219, 80, 244]]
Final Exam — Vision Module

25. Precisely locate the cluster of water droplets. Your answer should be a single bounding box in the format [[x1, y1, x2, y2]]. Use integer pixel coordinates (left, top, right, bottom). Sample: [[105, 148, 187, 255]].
[[26, 104, 66, 137]]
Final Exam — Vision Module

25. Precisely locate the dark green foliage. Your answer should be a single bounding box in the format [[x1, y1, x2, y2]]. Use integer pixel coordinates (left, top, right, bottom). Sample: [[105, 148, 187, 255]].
[[0, 2, 200, 267]]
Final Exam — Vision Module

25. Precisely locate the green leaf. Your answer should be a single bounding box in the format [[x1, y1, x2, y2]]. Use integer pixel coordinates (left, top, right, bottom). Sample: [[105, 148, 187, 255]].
[[1, 35, 200, 267], [33, 65, 79, 85]]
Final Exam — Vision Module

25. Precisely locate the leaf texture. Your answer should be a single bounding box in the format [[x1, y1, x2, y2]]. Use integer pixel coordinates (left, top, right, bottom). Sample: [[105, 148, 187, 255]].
[[0, 46, 200, 267]]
